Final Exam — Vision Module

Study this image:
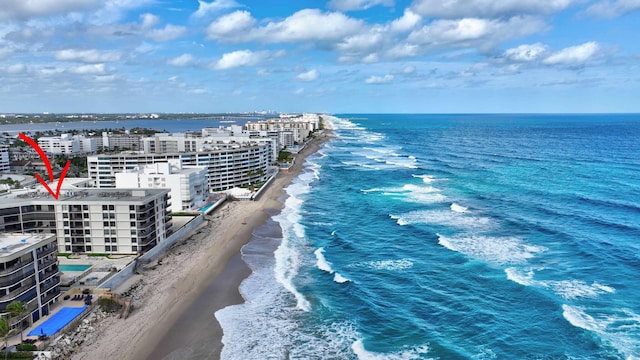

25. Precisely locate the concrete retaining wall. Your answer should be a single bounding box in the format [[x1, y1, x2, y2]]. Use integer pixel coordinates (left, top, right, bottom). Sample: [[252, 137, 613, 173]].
[[98, 214, 205, 290]]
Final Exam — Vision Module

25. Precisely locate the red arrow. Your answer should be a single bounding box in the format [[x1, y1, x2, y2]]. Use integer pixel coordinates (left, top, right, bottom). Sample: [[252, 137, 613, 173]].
[[19, 133, 71, 200]]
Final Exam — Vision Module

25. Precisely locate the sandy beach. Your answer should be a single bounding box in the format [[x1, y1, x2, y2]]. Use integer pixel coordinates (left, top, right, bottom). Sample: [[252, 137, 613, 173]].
[[70, 129, 332, 360]]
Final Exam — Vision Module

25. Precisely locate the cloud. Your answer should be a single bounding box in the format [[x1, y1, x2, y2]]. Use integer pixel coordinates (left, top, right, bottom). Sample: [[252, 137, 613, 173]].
[[542, 42, 600, 65], [207, 9, 365, 43], [69, 63, 106, 74], [54, 49, 122, 63], [0, 0, 100, 21], [205, 10, 256, 40], [6, 63, 26, 74], [503, 43, 549, 62], [140, 13, 160, 29], [146, 24, 187, 42], [297, 69, 319, 81], [328, 0, 394, 11], [411, 0, 577, 18], [192, 0, 241, 18], [167, 54, 196, 67], [212, 50, 268, 70], [389, 9, 422, 33], [365, 74, 394, 84], [408, 16, 546, 50], [585, 0, 640, 17]]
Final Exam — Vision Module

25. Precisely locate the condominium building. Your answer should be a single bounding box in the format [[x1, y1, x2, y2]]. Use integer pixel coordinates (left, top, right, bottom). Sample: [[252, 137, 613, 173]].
[[115, 160, 208, 213], [0, 188, 172, 255], [87, 142, 272, 191], [0, 144, 9, 173], [0, 233, 59, 327], [37, 134, 97, 155]]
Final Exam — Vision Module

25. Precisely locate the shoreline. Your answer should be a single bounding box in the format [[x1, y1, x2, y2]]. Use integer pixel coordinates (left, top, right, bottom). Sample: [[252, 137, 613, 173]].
[[70, 129, 333, 360]]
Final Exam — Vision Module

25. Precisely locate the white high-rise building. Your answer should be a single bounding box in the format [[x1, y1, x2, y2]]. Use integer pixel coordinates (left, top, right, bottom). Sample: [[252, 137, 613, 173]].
[[115, 160, 207, 213]]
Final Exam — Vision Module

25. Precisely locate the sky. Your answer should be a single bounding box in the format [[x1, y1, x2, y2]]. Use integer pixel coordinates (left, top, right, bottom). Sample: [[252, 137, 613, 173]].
[[0, 0, 639, 114]]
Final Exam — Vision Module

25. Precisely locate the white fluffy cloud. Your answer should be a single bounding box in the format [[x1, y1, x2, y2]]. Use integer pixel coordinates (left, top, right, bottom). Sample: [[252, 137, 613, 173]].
[[328, 0, 394, 11], [146, 24, 187, 42], [207, 9, 364, 43], [205, 10, 255, 40], [297, 69, 319, 81], [192, 0, 241, 18], [54, 49, 122, 63], [69, 63, 106, 74], [408, 16, 546, 48], [503, 43, 549, 62], [411, 0, 576, 18], [167, 54, 196, 67], [389, 9, 422, 33], [365, 74, 394, 84], [212, 50, 268, 70], [542, 42, 600, 65], [585, 0, 640, 17], [0, 0, 100, 21]]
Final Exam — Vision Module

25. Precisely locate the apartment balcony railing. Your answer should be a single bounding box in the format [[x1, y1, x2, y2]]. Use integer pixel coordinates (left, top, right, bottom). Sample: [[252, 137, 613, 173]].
[[38, 258, 58, 274], [0, 267, 35, 288], [36, 245, 56, 259], [40, 276, 60, 293], [0, 279, 36, 303], [41, 289, 61, 304], [0, 260, 34, 276]]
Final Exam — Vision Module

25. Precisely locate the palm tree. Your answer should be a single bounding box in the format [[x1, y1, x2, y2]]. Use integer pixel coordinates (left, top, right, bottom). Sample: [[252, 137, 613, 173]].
[[0, 316, 11, 360], [6, 301, 27, 343]]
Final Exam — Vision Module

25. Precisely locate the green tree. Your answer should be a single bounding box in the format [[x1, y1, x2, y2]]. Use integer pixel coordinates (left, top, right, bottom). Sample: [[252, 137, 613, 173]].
[[6, 301, 27, 343], [0, 316, 12, 360]]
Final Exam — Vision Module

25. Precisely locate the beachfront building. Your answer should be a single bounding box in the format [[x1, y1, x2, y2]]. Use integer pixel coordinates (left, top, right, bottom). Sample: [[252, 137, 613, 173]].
[[99, 132, 142, 151], [0, 233, 60, 327], [0, 144, 10, 173], [87, 142, 272, 191], [244, 113, 320, 146], [37, 134, 97, 155], [0, 188, 172, 255], [115, 160, 208, 213]]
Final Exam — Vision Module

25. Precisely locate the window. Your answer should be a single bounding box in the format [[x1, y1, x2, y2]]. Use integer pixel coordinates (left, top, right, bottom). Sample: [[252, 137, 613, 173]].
[[105, 245, 111, 251], [65, 237, 70, 243], [131, 237, 137, 243], [102, 205, 108, 211], [83, 213, 89, 219], [103, 213, 109, 219], [130, 214, 136, 219], [65, 245, 71, 251], [111, 246, 117, 252], [109, 205, 115, 210], [110, 221, 116, 227], [84, 221, 90, 227], [130, 222, 136, 227], [130, 230, 137, 235], [63, 221, 69, 227], [63, 213, 69, 219], [86, 245, 91, 251], [84, 229, 91, 235], [83, 205, 88, 211], [64, 229, 70, 235], [103, 221, 109, 227], [129, 205, 135, 211], [132, 246, 138, 252]]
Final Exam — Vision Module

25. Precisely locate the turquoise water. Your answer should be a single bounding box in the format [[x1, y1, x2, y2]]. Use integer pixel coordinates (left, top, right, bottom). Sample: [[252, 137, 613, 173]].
[[216, 114, 640, 359], [58, 264, 91, 272]]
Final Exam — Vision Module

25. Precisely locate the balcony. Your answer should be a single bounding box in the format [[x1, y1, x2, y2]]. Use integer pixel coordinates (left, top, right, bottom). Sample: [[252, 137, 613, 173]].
[[36, 245, 56, 259], [0, 267, 35, 288], [0, 279, 36, 303], [0, 260, 34, 276], [41, 289, 61, 305], [40, 276, 60, 293], [38, 257, 58, 271]]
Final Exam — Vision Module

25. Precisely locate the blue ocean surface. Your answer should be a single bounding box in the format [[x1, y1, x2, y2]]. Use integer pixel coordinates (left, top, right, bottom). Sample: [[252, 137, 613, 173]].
[[216, 114, 640, 359]]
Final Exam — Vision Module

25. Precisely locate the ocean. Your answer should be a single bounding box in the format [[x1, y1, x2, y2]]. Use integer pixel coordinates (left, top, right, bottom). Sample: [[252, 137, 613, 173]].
[[215, 114, 640, 360]]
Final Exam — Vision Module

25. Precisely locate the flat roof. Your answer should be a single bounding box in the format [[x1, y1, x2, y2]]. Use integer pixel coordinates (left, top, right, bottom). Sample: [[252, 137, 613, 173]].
[[0, 233, 56, 258]]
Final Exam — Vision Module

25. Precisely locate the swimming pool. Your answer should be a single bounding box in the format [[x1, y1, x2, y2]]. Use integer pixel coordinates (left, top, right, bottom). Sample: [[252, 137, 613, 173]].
[[28, 306, 87, 336], [58, 264, 92, 272]]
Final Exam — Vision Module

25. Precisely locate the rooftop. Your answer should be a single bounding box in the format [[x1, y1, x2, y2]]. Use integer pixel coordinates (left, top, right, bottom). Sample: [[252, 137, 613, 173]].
[[0, 233, 55, 258]]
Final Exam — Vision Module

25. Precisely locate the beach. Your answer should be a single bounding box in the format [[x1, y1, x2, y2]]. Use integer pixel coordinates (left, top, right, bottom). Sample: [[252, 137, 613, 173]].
[[70, 129, 333, 360]]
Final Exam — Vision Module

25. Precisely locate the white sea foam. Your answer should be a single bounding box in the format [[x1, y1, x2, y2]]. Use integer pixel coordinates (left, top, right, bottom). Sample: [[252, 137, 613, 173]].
[[450, 202, 468, 213], [351, 339, 432, 360], [504, 267, 537, 286], [412, 174, 440, 183], [562, 305, 640, 359], [438, 234, 547, 265], [355, 259, 414, 271], [546, 280, 616, 300], [315, 248, 351, 283], [391, 209, 492, 229], [334, 273, 351, 283]]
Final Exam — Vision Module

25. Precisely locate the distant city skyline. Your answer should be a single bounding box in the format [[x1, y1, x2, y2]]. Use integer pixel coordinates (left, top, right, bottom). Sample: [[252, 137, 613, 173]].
[[1, 0, 639, 113]]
